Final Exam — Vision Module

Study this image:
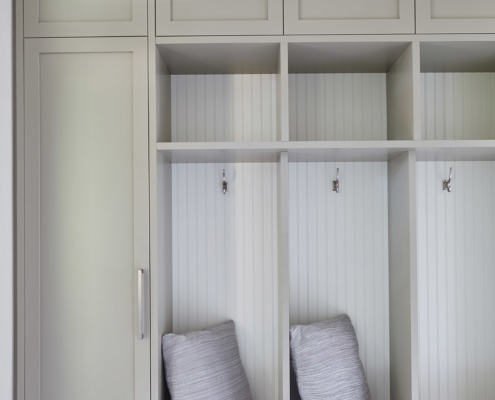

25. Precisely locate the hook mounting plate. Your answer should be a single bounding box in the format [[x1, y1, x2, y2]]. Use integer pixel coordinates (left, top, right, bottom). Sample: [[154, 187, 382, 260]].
[[222, 169, 228, 194]]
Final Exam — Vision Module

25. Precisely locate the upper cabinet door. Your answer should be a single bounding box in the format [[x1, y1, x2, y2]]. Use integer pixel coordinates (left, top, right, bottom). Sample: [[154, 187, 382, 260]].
[[22, 37, 150, 400], [416, 0, 495, 33], [156, 0, 283, 36], [284, 0, 414, 34], [24, 0, 147, 37]]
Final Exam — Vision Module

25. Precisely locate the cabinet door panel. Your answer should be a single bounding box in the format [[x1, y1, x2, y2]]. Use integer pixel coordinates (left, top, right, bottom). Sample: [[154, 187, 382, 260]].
[[417, 0, 495, 33], [156, 0, 282, 35], [284, 0, 414, 34], [23, 38, 149, 400], [24, 0, 147, 37]]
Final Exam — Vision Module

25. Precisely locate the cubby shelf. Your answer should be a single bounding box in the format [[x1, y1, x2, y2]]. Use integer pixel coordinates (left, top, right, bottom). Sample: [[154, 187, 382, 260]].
[[156, 141, 286, 162], [415, 140, 495, 161], [156, 140, 495, 162]]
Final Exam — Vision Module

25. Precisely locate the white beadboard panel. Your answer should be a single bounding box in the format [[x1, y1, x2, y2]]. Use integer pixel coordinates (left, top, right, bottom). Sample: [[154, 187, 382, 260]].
[[421, 73, 495, 140], [288, 162, 390, 400], [289, 73, 387, 141], [171, 162, 279, 400], [417, 161, 495, 400], [171, 74, 277, 142]]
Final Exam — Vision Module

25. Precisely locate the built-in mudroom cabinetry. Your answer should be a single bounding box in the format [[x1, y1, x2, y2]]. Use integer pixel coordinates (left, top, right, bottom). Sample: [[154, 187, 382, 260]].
[[15, 0, 495, 399]]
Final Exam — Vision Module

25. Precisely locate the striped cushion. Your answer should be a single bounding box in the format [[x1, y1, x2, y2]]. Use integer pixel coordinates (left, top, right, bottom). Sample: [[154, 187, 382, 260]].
[[162, 320, 252, 400], [290, 314, 371, 400]]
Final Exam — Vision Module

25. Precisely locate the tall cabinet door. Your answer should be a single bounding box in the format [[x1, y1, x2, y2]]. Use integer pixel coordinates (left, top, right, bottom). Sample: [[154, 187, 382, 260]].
[[22, 38, 149, 400]]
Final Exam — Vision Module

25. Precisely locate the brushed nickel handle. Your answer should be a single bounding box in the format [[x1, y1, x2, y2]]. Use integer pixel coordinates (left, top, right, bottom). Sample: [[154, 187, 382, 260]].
[[137, 269, 144, 339]]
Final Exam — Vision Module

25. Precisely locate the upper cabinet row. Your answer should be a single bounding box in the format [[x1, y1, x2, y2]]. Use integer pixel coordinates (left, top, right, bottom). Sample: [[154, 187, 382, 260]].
[[23, 0, 495, 37]]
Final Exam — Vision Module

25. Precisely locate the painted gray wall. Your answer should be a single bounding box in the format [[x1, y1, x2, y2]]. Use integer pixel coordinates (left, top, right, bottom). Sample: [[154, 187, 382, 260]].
[[0, 0, 14, 399]]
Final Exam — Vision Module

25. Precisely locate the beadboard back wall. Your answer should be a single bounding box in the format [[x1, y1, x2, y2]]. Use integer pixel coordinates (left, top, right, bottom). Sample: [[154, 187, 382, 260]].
[[171, 162, 280, 400], [289, 74, 388, 141], [421, 73, 495, 140], [288, 161, 390, 400], [417, 161, 495, 400], [171, 74, 278, 142]]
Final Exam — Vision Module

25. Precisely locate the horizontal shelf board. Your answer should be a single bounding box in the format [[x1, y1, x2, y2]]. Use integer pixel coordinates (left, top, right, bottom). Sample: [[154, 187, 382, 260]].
[[156, 35, 418, 45], [415, 140, 495, 161], [157, 142, 286, 162], [288, 148, 407, 162], [156, 140, 495, 162], [156, 42, 280, 75], [286, 141, 414, 161], [156, 34, 495, 47]]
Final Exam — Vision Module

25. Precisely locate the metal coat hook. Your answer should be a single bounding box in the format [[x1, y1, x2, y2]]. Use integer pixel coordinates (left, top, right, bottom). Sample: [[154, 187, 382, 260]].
[[332, 168, 340, 193], [222, 169, 228, 194], [443, 167, 453, 192]]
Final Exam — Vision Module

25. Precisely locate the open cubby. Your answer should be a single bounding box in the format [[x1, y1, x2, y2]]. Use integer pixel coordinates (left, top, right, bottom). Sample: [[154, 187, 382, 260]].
[[288, 41, 414, 141], [288, 161, 391, 400], [421, 41, 495, 140], [416, 160, 495, 399], [156, 42, 282, 143], [156, 156, 284, 399]]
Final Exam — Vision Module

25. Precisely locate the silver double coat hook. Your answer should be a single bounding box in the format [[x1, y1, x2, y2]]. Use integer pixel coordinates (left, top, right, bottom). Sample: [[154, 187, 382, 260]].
[[443, 167, 453, 192]]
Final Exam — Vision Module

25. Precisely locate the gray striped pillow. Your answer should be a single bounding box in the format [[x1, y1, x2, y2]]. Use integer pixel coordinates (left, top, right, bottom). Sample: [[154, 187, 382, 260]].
[[162, 320, 252, 400], [290, 314, 371, 400]]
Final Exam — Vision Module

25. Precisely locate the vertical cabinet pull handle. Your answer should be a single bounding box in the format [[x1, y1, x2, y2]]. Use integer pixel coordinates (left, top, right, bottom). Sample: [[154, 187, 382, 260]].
[[137, 269, 144, 340]]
